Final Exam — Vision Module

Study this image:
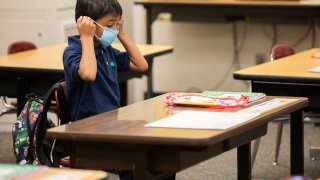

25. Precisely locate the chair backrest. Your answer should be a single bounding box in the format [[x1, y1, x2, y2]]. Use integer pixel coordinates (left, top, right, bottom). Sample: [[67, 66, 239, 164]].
[[54, 81, 70, 124], [270, 44, 295, 61], [7, 41, 37, 54]]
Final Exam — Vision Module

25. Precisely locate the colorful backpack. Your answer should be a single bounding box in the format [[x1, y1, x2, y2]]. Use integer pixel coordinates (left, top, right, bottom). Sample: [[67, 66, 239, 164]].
[[12, 82, 69, 166]]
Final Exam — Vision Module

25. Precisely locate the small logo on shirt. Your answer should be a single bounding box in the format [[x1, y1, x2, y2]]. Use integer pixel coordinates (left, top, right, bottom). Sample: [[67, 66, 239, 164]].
[[110, 61, 116, 67]]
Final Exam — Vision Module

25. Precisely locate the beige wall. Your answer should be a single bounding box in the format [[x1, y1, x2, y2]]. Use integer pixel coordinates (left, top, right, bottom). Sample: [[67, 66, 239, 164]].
[[131, 2, 319, 103], [0, 0, 76, 55], [150, 21, 317, 92]]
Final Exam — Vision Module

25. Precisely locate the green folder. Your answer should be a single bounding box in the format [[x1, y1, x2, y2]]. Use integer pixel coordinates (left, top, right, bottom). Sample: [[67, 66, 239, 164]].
[[0, 164, 47, 178]]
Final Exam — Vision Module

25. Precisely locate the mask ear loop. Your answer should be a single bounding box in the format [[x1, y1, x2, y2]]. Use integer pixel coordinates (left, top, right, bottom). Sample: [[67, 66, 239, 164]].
[[92, 20, 103, 40], [93, 19, 119, 31], [92, 19, 104, 29]]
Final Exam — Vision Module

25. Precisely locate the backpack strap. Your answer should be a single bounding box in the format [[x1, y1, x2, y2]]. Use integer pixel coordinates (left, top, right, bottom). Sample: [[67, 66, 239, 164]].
[[35, 81, 63, 166], [25, 99, 33, 141], [25, 94, 44, 162], [25, 98, 34, 162]]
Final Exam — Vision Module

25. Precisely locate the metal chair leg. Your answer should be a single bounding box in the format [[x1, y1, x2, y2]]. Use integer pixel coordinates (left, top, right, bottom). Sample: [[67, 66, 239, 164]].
[[0, 106, 16, 117], [0, 96, 17, 117], [274, 121, 284, 165], [251, 138, 260, 168], [2, 96, 14, 109]]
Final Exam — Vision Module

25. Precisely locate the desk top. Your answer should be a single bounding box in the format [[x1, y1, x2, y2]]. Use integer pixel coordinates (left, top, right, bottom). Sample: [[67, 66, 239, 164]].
[[47, 94, 307, 147], [135, 0, 320, 7], [0, 43, 173, 71], [234, 48, 320, 83]]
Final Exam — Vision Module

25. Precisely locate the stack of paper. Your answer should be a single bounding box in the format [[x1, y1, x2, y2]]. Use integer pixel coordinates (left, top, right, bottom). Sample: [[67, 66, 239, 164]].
[[145, 111, 260, 130], [146, 98, 297, 130], [307, 66, 320, 73]]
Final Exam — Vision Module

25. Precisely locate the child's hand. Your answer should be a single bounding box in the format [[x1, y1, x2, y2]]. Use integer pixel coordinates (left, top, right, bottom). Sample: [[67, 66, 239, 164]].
[[77, 16, 96, 38], [117, 16, 124, 35]]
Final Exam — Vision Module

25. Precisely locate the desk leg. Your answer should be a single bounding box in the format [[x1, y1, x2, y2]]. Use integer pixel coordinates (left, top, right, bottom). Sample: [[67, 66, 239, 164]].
[[237, 143, 251, 180], [146, 6, 153, 45], [119, 81, 127, 107], [146, 57, 154, 99], [133, 149, 149, 180], [145, 5, 155, 99], [290, 110, 304, 175]]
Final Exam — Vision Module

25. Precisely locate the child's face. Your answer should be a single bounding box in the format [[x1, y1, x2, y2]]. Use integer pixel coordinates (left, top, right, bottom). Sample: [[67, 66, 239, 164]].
[[95, 13, 121, 38]]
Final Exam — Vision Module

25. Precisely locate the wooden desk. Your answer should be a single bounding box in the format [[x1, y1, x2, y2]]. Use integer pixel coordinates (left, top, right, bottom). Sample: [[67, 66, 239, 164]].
[[234, 49, 320, 163], [234, 48, 320, 110], [47, 94, 308, 179], [0, 43, 173, 115]]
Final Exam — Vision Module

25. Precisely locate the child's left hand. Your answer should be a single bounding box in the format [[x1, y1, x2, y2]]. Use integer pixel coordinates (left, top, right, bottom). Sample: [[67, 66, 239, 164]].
[[117, 16, 124, 35]]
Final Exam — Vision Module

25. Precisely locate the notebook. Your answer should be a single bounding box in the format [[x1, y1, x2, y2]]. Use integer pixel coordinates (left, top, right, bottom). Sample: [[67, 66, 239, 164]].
[[202, 91, 266, 102]]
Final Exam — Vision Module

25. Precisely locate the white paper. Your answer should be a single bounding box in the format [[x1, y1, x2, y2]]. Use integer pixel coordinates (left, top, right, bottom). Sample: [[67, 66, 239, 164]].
[[307, 66, 320, 73], [145, 110, 260, 130]]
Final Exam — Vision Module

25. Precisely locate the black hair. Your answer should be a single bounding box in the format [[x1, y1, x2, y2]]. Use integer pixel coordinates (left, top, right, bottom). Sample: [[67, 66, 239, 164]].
[[75, 0, 122, 21]]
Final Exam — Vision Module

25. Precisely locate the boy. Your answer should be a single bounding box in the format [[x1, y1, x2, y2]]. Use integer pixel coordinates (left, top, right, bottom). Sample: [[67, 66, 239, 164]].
[[63, 0, 148, 121]]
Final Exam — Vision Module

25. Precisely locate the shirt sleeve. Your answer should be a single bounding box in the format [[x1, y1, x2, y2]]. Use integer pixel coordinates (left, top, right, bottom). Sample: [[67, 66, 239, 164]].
[[111, 47, 130, 72], [63, 46, 82, 82]]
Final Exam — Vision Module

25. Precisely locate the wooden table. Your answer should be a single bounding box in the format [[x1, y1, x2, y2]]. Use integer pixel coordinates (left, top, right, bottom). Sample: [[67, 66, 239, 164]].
[[0, 43, 173, 115], [47, 94, 308, 179], [234, 48, 320, 111], [234, 48, 320, 165]]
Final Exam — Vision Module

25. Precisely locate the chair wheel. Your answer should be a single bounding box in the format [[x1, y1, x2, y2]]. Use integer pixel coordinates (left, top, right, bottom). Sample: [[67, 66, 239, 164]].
[[311, 157, 316, 161], [273, 162, 278, 166]]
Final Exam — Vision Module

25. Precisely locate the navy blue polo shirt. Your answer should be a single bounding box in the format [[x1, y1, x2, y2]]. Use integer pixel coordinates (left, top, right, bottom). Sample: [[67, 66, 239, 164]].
[[63, 35, 130, 121]]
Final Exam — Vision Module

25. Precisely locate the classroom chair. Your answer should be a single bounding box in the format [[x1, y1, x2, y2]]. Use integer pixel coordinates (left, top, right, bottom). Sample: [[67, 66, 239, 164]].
[[0, 41, 37, 117], [7, 41, 37, 54], [54, 81, 70, 125], [251, 44, 295, 167], [52, 80, 71, 167], [270, 44, 295, 61]]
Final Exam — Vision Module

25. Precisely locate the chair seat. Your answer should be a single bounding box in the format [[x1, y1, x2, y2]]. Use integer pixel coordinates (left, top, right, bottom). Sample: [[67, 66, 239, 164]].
[[59, 156, 70, 167]]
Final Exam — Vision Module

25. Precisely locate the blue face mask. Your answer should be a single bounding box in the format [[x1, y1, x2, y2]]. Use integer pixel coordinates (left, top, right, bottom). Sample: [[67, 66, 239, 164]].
[[94, 21, 119, 47]]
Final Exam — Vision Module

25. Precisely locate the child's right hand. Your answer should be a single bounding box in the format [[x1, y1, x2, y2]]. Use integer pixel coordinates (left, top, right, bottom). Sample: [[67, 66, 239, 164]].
[[77, 16, 96, 38]]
